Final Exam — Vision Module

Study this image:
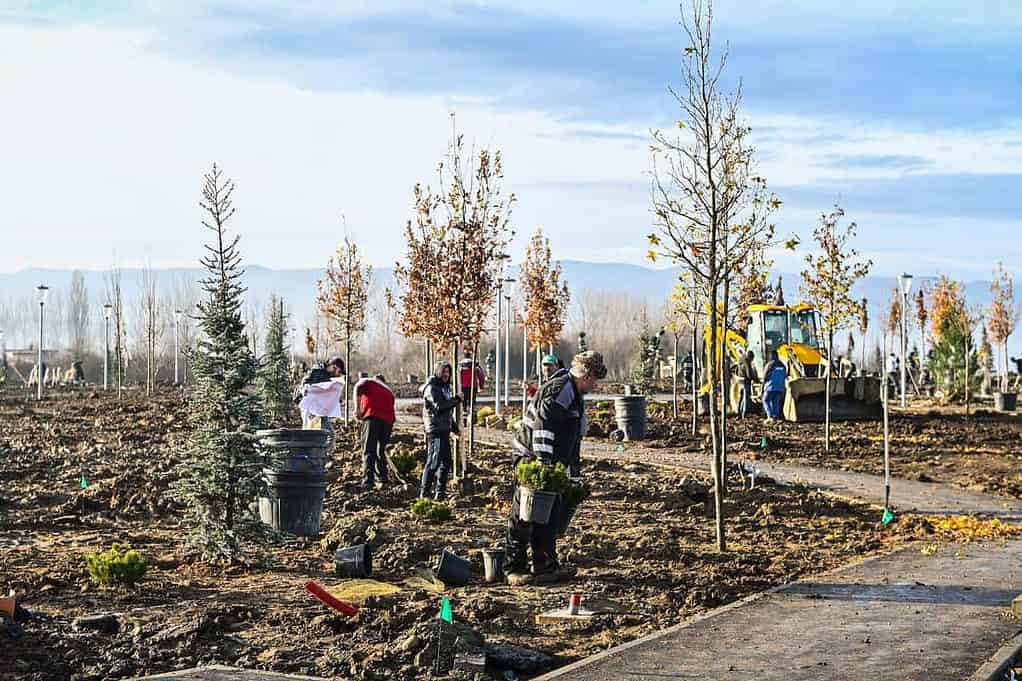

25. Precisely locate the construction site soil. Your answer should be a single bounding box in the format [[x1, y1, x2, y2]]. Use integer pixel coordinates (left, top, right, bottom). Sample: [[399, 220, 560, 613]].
[[2, 390, 945, 680]]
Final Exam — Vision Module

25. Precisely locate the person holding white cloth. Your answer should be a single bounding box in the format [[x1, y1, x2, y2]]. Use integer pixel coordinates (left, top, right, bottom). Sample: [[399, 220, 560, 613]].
[[299, 357, 346, 453]]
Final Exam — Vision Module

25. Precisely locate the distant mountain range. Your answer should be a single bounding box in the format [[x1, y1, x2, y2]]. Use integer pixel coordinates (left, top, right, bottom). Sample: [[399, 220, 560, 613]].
[[0, 261, 1008, 348]]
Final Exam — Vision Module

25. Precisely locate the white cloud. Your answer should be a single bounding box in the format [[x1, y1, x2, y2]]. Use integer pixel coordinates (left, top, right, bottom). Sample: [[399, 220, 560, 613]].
[[0, 22, 648, 273]]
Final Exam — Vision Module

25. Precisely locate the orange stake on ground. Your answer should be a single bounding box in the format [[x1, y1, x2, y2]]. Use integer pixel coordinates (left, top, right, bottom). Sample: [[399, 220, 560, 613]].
[[304, 580, 359, 618]]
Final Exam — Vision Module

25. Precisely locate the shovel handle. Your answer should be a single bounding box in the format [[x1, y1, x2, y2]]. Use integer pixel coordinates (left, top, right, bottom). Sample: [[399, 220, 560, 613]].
[[304, 580, 359, 618]]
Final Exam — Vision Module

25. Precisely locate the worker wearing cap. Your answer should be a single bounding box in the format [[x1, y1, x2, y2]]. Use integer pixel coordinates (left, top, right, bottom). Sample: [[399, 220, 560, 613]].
[[505, 351, 607, 586], [541, 354, 564, 381]]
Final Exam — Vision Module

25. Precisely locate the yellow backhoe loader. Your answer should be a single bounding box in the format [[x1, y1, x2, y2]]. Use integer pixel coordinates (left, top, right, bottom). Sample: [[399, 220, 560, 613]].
[[702, 303, 882, 422]]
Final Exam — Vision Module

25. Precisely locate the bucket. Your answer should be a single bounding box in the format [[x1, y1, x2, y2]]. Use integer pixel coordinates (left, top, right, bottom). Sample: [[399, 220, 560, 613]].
[[257, 428, 331, 473], [995, 392, 1018, 412], [553, 504, 578, 538], [335, 544, 372, 578], [259, 468, 327, 536], [435, 550, 471, 587], [518, 486, 558, 525], [481, 549, 505, 583], [614, 396, 647, 441]]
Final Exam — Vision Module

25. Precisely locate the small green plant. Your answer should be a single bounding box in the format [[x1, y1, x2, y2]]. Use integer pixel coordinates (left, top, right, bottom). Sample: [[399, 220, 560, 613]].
[[390, 448, 419, 476], [475, 406, 495, 425], [85, 544, 147, 587], [410, 498, 454, 522], [514, 460, 571, 493]]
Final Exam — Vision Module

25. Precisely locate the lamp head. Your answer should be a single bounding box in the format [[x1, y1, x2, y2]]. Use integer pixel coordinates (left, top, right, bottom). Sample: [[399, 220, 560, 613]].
[[35, 285, 49, 305], [103, 303, 113, 320], [899, 273, 914, 295]]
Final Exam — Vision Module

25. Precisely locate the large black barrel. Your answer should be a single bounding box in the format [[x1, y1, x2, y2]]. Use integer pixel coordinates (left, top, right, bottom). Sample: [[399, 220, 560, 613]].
[[259, 468, 327, 536], [257, 428, 331, 473], [995, 392, 1018, 412], [614, 396, 647, 441], [257, 429, 330, 536]]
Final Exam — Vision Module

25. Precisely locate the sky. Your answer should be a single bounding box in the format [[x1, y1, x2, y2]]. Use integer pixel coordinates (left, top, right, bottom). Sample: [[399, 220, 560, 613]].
[[2, 1, 1021, 280]]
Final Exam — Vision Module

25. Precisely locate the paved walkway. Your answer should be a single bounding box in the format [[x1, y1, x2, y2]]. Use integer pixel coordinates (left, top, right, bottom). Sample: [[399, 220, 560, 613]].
[[454, 422, 1022, 519], [536, 539, 1022, 681], [455, 423, 1022, 680]]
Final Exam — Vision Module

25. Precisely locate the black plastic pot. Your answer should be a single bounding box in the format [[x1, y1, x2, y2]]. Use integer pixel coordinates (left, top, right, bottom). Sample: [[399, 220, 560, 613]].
[[435, 550, 471, 587], [481, 549, 505, 583], [335, 544, 372, 578], [553, 504, 578, 538], [259, 468, 327, 536], [257, 428, 331, 474], [517, 487, 558, 525], [614, 396, 647, 441], [995, 392, 1018, 412]]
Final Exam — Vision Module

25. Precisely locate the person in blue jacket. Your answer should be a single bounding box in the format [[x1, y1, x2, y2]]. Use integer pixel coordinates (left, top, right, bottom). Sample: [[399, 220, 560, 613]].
[[762, 350, 787, 421]]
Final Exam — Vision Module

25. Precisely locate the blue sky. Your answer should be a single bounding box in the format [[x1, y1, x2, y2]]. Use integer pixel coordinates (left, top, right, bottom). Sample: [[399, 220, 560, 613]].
[[2, 1, 1021, 280]]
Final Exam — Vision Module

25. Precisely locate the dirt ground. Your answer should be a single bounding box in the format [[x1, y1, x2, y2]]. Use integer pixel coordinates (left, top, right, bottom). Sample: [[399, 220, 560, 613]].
[[735, 407, 1022, 500], [2, 390, 934, 680], [566, 397, 1022, 502]]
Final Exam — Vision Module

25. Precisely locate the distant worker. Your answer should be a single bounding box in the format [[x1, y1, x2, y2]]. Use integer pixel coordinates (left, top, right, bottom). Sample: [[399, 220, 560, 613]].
[[735, 350, 757, 418], [886, 353, 900, 395], [420, 362, 461, 501], [840, 355, 856, 378], [459, 351, 486, 426], [505, 351, 607, 586], [541, 354, 564, 381], [681, 351, 694, 391], [355, 374, 396, 488], [762, 351, 786, 421], [298, 357, 346, 453]]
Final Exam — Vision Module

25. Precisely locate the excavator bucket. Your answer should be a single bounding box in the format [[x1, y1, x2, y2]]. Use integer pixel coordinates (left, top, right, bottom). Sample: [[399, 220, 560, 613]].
[[783, 376, 883, 422]]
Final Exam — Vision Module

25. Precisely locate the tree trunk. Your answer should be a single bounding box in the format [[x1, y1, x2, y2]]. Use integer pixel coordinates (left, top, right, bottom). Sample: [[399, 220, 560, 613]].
[[692, 311, 699, 436], [452, 339, 461, 478], [708, 281, 725, 552], [468, 338, 479, 481], [825, 328, 833, 452], [673, 333, 679, 420], [964, 334, 970, 419], [719, 280, 730, 496], [345, 338, 351, 424]]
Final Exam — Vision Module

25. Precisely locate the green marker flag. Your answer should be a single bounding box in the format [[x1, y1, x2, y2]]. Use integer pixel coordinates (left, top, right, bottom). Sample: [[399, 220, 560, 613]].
[[80, 475, 88, 490], [616, 444, 625, 453], [760, 437, 769, 450], [881, 508, 894, 526], [439, 596, 453, 624]]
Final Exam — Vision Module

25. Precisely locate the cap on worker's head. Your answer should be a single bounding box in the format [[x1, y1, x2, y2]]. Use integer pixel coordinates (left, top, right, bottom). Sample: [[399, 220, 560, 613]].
[[542, 354, 559, 366], [571, 351, 608, 380]]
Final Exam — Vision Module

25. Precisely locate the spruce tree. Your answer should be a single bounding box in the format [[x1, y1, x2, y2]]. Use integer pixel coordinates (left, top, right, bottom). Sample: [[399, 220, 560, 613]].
[[174, 164, 264, 562], [259, 295, 294, 426]]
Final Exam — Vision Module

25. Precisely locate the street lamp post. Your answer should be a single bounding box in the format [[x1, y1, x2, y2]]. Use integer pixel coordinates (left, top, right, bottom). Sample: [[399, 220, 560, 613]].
[[103, 304, 113, 390], [504, 279, 515, 408], [174, 309, 183, 385], [495, 279, 503, 416], [898, 273, 913, 408], [35, 285, 49, 401]]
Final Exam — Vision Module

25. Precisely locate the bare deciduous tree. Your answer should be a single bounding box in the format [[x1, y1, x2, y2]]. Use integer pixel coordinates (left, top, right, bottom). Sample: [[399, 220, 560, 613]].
[[138, 264, 165, 395], [318, 236, 371, 423], [800, 207, 871, 452], [521, 227, 570, 373], [987, 262, 1019, 392], [646, 0, 780, 551], [67, 270, 90, 362]]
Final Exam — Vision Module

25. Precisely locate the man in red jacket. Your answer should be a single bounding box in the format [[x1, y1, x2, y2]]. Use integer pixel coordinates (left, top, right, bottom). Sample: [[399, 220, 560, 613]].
[[459, 352, 486, 426], [355, 374, 396, 488]]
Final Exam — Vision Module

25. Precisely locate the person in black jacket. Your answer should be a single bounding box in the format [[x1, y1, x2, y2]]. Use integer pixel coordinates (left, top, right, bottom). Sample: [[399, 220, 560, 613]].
[[419, 361, 461, 500], [505, 351, 607, 586]]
